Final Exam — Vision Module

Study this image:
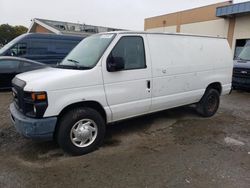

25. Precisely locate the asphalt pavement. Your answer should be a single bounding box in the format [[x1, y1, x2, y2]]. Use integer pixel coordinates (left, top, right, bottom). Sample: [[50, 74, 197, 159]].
[[0, 91, 249, 188]]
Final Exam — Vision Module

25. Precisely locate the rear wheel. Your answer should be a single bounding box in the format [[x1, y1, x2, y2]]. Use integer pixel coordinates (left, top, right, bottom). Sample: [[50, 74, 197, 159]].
[[57, 107, 105, 155], [196, 89, 220, 117]]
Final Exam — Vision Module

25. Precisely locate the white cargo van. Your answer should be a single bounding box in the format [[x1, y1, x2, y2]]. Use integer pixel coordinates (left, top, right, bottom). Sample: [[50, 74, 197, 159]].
[[10, 31, 233, 155]]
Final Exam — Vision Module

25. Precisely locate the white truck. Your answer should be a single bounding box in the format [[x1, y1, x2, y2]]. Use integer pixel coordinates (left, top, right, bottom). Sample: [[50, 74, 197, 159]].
[[10, 31, 233, 155]]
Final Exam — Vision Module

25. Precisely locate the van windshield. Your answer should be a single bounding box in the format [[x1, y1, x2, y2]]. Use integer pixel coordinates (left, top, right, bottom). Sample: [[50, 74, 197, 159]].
[[237, 41, 250, 61], [0, 34, 24, 55], [59, 34, 115, 69]]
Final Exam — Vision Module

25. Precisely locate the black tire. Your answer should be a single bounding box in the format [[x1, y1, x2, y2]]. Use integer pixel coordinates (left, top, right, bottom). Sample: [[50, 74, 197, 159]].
[[196, 89, 220, 117], [56, 107, 105, 156]]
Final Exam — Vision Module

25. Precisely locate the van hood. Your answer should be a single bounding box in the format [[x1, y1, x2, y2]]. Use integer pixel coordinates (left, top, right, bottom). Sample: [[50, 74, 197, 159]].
[[234, 60, 250, 69], [15, 67, 102, 91]]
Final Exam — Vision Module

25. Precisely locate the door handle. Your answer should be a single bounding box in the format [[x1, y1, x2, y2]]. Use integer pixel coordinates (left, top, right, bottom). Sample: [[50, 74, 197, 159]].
[[147, 80, 151, 89]]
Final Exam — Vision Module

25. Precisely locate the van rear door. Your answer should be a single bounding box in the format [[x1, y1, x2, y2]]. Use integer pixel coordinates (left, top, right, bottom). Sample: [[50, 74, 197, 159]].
[[102, 34, 152, 121]]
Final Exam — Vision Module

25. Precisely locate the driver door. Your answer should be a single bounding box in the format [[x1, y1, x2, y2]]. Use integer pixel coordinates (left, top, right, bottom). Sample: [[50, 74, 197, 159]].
[[102, 35, 152, 122]]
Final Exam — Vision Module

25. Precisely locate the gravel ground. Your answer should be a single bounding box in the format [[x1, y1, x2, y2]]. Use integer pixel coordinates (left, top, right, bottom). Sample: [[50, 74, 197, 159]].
[[0, 90, 250, 188]]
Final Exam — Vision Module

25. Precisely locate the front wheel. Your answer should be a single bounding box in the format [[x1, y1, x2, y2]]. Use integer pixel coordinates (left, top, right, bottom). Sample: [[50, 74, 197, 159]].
[[56, 107, 106, 156], [196, 89, 220, 117]]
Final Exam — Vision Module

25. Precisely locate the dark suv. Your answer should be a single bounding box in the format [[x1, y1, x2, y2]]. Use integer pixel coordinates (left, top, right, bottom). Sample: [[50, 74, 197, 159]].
[[233, 41, 250, 90], [0, 33, 85, 65]]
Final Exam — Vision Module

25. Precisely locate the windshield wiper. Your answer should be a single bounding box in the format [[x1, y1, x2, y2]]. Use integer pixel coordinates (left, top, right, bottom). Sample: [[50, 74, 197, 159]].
[[67, 59, 81, 68], [237, 57, 248, 62], [57, 60, 91, 70]]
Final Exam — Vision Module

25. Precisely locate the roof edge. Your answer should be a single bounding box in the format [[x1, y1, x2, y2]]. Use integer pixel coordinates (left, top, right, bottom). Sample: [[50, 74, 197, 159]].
[[30, 18, 61, 34]]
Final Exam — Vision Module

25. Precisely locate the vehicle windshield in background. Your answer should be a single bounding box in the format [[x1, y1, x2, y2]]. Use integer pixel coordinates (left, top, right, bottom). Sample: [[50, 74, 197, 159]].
[[59, 34, 115, 69], [237, 41, 250, 61], [0, 34, 24, 55]]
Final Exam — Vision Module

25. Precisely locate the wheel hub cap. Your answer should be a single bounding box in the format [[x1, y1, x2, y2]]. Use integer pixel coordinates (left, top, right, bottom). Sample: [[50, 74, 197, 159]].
[[70, 119, 98, 148], [75, 125, 92, 140]]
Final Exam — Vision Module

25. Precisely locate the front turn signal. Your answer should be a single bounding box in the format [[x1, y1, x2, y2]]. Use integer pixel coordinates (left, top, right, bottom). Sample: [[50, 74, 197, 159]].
[[31, 92, 47, 101]]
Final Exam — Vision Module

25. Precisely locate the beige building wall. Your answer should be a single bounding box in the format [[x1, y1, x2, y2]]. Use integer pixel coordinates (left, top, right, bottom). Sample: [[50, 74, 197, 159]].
[[232, 14, 250, 52], [147, 25, 177, 33], [144, 0, 250, 56], [144, 1, 235, 47], [180, 19, 229, 38], [35, 25, 52, 33], [144, 1, 231, 31]]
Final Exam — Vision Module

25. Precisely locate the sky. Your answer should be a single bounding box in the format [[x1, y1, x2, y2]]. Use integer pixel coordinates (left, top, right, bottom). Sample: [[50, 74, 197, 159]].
[[0, 0, 248, 30]]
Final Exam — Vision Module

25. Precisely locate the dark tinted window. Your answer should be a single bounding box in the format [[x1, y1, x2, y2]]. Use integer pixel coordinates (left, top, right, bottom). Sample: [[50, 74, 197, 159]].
[[0, 34, 25, 55], [50, 40, 80, 54], [109, 36, 146, 70], [0, 60, 20, 72], [22, 62, 33, 70], [10, 43, 27, 56], [23, 62, 32, 67], [20, 61, 41, 72], [29, 39, 80, 55], [234, 39, 250, 59], [237, 40, 250, 61], [29, 39, 48, 55]]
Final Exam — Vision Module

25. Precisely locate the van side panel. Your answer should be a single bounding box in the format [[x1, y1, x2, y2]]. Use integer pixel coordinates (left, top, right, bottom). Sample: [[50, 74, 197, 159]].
[[146, 34, 233, 112], [25, 38, 81, 64]]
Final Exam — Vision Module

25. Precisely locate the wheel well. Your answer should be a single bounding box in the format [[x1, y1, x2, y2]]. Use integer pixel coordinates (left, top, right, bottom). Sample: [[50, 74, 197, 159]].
[[58, 101, 107, 123], [206, 82, 222, 95], [54, 101, 107, 139]]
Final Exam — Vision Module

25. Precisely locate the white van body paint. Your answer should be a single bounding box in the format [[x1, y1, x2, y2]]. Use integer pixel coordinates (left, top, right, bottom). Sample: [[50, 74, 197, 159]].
[[16, 31, 233, 123]]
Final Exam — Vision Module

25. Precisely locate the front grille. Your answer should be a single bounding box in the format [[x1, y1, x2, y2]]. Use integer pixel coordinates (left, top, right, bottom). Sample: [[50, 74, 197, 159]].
[[12, 77, 27, 114], [12, 84, 36, 117], [12, 84, 25, 113], [12, 78, 47, 118], [233, 68, 250, 78]]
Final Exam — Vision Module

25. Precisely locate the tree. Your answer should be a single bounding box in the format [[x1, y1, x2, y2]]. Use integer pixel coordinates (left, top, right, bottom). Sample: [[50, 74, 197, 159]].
[[0, 24, 28, 46], [14, 25, 28, 37]]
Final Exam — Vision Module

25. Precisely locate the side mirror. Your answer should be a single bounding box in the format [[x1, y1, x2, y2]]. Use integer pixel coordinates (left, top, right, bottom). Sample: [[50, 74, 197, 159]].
[[107, 56, 125, 72]]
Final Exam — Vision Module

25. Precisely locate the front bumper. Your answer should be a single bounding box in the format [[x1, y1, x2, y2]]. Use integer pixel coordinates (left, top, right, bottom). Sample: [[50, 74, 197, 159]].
[[9, 103, 57, 141]]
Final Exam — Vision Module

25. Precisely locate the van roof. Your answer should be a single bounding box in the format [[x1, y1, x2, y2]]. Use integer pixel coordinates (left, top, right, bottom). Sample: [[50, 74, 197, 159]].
[[21, 33, 86, 40], [101, 31, 226, 40]]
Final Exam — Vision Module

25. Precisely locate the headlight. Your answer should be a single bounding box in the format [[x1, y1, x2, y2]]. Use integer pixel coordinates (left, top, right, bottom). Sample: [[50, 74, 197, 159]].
[[24, 91, 48, 118]]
